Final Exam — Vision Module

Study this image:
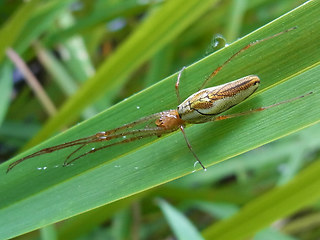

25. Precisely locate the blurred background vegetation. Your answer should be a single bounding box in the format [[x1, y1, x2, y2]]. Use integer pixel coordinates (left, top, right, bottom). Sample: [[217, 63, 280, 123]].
[[1, 0, 320, 239]]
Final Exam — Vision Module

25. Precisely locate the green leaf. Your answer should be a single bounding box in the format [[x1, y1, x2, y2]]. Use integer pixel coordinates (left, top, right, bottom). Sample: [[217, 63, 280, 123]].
[[55, 11, 95, 83], [15, 0, 76, 53], [57, 191, 149, 240], [40, 225, 57, 240], [0, 62, 13, 125], [254, 228, 298, 240], [174, 124, 320, 188], [188, 201, 239, 220], [0, 1, 320, 239], [157, 198, 204, 240], [34, 42, 78, 96], [202, 158, 320, 240], [0, 0, 40, 62], [46, 0, 150, 44]]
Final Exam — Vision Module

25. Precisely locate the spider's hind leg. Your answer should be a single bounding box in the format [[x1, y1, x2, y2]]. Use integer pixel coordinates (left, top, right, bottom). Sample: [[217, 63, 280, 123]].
[[63, 144, 88, 166]]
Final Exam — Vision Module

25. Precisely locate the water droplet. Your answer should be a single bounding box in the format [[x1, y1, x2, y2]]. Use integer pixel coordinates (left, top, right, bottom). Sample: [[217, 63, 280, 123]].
[[193, 161, 199, 168]]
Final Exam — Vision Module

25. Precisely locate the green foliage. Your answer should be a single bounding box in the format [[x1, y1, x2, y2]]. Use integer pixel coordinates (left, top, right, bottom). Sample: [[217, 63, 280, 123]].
[[0, 0, 320, 239], [157, 198, 204, 240]]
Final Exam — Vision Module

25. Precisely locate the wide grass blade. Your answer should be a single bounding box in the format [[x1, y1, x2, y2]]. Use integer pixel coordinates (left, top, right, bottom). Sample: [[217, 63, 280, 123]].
[[0, 1, 320, 239]]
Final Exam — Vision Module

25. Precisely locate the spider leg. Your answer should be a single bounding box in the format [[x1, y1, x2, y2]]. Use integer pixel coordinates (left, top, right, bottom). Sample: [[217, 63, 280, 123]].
[[179, 126, 206, 171], [6, 113, 166, 173], [63, 130, 172, 166], [6, 135, 99, 173], [175, 66, 186, 104], [101, 112, 164, 136], [199, 27, 297, 90], [63, 144, 87, 166]]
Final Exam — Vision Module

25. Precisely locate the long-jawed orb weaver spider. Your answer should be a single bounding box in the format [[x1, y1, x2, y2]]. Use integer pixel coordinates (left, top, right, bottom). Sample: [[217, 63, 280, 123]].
[[6, 27, 311, 173]]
